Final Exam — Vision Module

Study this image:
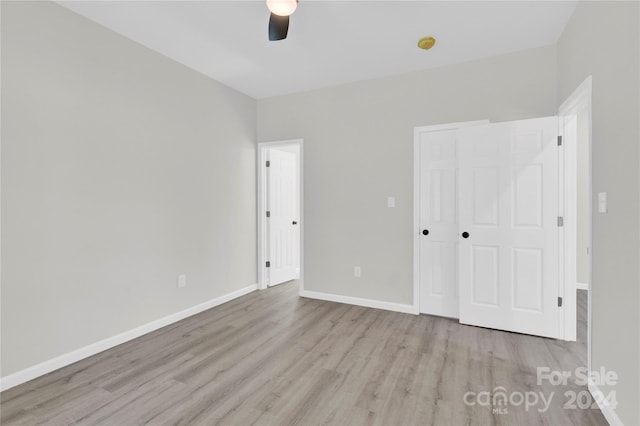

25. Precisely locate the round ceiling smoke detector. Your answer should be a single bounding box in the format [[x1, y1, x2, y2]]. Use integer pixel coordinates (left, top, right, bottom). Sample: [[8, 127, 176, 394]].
[[417, 37, 436, 51]]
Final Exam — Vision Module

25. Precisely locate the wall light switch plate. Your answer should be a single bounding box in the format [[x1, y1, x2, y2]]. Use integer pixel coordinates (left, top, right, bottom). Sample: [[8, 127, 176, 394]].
[[598, 192, 607, 213], [387, 197, 395, 208], [354, 266, 361, 278], [178, 274, 186, 288]]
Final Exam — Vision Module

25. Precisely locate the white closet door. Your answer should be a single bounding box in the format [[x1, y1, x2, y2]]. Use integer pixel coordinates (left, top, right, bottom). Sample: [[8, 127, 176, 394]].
[[418, 129, 460, 317], [268, 149, 298, 286], [458, 117, 560, 338]]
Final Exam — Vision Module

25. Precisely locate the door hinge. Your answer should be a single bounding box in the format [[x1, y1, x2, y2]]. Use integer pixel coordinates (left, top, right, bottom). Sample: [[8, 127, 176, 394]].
[[557, 135, 563, 146], [266, 160, 270, 167], [557, 216, 564, 227], [266, 261, 271, 268], [558, 297, 563, 307], [266, 211, 271, 218]]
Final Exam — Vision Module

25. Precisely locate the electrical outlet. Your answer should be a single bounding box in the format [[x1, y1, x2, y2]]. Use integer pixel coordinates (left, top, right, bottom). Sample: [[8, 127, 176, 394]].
[[178, 274, 186, 288], [354, 266, 361, 278]]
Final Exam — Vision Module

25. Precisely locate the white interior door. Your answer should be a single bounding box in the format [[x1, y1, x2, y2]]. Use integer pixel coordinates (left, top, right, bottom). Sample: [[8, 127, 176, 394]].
[[268, 148, 299, 286], [458, 117, 560, 338], [418, 129, 460, 317]]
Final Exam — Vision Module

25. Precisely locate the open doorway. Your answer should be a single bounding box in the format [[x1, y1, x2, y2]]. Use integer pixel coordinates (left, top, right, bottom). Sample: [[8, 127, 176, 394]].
[[559, 76, 592, 365], [257, 140, 303, 290]]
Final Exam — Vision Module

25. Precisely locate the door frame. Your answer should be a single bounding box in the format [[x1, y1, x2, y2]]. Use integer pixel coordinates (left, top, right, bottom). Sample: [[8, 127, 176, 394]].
[[257, 139, 304, 291], [412, 120, 489, 315], [558, 76, 592, 345]]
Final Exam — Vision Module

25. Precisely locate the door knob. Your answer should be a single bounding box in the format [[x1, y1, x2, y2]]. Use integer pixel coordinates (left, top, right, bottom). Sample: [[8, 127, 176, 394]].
[[462, 232, 470, 239], [422, 229, 429, 236], [292, 221, 298, 225]]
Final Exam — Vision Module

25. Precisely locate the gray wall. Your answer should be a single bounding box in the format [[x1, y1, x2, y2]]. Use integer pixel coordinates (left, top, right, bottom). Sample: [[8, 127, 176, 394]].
[[258, 46, 557, 306], [1, 1, 257, 376], [557, 1, 640, 424]]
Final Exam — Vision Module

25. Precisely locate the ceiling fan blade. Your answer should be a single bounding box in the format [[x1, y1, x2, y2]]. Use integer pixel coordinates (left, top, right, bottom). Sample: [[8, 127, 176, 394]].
[[268, 13, 289, 41]]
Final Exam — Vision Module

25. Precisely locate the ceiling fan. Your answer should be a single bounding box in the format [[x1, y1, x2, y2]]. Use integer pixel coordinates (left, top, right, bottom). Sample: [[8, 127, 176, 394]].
[[267, 0, 298, 41]]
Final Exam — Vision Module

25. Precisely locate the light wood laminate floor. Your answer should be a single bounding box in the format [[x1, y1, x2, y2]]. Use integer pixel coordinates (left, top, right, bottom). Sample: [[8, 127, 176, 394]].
[[1, 284, 606, 425]]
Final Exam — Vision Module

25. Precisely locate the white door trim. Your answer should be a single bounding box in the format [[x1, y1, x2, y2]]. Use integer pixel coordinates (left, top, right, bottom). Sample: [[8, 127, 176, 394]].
[[558, 76, 592, 345], [413, 120, 489, 315], [257, 139, 304, 291]]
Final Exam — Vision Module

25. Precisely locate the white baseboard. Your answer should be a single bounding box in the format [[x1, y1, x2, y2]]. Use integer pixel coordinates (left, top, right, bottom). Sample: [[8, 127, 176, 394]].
[[0, 284, 257, 392], [577, 282, 589, 291], [300, 289, 415, 315], [588, 380, 623, 426]]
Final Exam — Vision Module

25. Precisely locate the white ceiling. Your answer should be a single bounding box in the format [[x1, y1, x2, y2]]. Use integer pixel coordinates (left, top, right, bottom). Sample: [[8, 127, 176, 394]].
[[57, 1, 577, 99]]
